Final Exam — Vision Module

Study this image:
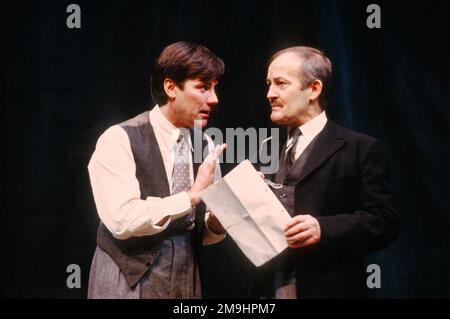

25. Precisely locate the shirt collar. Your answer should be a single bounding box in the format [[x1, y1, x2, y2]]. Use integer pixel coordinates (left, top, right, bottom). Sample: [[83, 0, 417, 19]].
[[293, 111, 328, 142], [149, 105, 193, 151]]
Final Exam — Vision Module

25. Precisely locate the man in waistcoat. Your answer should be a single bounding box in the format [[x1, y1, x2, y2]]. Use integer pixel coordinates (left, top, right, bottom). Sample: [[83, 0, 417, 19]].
[[253, 46, 400, 298], [87, 42, 227, 299]]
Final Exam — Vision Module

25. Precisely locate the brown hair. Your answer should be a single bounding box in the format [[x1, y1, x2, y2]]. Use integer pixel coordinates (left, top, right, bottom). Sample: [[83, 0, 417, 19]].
[[269, 46, 332, 109], [150, 42, 225, 105]]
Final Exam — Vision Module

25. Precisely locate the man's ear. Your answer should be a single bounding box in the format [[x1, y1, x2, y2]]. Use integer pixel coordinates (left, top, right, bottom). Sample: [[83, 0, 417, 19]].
[[309, 79, 323, 101], [163, 78, 177, 100]]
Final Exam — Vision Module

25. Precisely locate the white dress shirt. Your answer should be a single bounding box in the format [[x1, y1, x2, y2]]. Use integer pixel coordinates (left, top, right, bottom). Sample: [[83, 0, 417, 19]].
[[287, 111, 328, 161], [88, 106, 222, 243]]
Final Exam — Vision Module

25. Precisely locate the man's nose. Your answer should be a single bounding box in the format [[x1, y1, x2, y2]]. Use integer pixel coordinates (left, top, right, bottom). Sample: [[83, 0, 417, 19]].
[[267, 85, 277, 101], [207, 88, 219, 105]]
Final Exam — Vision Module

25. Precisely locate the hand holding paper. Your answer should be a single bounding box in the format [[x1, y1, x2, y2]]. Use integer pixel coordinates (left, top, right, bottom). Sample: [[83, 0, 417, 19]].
[[200, 160, 291, 266]]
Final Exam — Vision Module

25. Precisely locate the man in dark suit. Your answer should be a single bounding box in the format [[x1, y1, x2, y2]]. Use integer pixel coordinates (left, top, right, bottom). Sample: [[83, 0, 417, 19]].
[[255, 46, 400, 298]]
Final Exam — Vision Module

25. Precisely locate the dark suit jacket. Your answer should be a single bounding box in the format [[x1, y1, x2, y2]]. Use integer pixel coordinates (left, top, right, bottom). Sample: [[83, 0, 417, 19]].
[[257, 121, 400, 298]]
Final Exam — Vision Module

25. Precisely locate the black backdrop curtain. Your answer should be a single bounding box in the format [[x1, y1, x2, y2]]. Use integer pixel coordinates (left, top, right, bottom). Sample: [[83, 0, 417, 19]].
[[2, 0, 449, 298]]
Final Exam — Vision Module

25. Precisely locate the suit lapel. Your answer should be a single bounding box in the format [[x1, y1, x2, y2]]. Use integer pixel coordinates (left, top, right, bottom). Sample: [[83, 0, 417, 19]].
[[286, 121, 346, 185]]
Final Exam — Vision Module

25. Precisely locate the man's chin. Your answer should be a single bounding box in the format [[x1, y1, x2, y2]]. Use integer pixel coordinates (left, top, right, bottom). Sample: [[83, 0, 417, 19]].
[[270, 112, 284, 125], [193, 119, 208, 128]]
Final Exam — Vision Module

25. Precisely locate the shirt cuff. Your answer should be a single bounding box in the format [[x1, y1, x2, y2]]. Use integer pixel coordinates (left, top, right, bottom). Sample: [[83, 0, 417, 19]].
[[150, 191, 192, 229]]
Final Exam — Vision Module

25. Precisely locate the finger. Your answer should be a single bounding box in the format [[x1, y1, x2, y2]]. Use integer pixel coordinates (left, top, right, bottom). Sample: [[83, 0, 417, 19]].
[[285, 214, 313, 231], [205, 144, 226, 162], [204, 148, 218, 164], [214, 145, 220, 158], [284, 221, 311, 237], [285, 215, 306, 231], [214, 143, 227, 158], [290, 236, 318, 248], [286, 228, 314, 244]]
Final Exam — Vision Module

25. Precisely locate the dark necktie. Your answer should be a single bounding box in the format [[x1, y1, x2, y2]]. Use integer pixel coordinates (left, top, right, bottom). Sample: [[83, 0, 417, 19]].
[[285, 128, 301, 170]]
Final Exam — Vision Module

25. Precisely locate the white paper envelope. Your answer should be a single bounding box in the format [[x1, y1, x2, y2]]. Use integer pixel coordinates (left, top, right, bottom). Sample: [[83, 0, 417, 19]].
[[200, 160, 291, 266]]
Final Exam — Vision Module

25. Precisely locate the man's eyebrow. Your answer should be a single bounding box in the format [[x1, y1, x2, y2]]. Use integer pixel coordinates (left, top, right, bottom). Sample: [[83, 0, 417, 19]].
[[199, 79, 217, 85], [195, 80, 211, 86], [268, 76, 289, 83]]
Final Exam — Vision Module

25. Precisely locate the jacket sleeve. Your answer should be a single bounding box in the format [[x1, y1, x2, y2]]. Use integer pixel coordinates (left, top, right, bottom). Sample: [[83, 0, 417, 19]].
[[317, 139, 400, 254]]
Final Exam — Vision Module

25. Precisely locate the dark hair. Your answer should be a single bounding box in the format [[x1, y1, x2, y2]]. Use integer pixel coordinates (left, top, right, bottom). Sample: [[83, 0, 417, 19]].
[[150, 42, 225, 105], [269, 46, 332, 110]]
